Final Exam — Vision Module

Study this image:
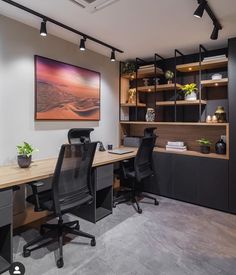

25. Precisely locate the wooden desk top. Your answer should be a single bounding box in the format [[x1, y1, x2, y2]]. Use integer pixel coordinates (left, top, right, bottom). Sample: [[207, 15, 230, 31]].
[[0, 149, 137, 190]]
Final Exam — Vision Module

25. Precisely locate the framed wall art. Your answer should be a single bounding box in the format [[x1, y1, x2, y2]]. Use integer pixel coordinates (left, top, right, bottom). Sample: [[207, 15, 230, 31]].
[[35, 55, 100, 120]]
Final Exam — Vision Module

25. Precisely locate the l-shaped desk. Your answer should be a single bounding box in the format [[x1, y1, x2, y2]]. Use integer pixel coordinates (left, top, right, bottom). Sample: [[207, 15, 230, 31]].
[[0, 148, 137, 274]]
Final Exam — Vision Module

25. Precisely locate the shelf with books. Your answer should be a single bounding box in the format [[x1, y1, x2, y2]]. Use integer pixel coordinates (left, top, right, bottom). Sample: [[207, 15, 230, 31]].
[[176, 58, 228, 72], [201, 78, 228, 88]]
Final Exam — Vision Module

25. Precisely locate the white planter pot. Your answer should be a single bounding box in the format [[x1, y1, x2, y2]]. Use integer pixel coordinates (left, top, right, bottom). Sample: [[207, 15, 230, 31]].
[[185, 92, 197, 101]]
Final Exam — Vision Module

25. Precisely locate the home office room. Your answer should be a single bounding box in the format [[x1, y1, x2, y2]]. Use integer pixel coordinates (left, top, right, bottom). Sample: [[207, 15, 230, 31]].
[[0, 0, 236, 274]]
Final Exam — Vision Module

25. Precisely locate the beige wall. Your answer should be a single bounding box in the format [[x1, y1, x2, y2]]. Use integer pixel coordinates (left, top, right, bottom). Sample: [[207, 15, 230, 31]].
[[0, 15, 120, 165]]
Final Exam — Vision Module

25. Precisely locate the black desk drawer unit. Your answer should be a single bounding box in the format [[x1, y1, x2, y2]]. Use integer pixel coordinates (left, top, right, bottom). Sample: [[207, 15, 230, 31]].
[[0, 189, 13, 274], [71, 164, 113, 223], [96, 164, 113, 191]]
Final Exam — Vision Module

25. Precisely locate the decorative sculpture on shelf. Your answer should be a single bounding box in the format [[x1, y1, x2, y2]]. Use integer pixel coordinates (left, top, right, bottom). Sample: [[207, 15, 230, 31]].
[[146, 108, 155, 122], [127, 88, 136, 104]]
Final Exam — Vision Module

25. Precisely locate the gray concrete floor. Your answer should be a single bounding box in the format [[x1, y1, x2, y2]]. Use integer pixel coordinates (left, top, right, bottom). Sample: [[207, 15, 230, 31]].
[[7, 196, 236, 275]]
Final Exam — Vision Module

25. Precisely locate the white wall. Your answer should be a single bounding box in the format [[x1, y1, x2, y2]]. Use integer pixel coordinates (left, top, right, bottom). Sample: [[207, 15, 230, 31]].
[[0, 15, 120, 165]]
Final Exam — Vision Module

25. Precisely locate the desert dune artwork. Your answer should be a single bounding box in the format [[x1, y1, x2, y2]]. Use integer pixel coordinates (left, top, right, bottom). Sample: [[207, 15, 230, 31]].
[[35, 56, 100, 120]]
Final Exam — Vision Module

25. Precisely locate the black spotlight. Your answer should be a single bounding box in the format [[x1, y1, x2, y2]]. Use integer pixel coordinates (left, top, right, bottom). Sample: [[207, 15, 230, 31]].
[[194, 0, 207, 18], [210, 25, 219, 40], [110, 50, 116, 62], [40, 19, 47, 37], [80, 37, 86, 51]]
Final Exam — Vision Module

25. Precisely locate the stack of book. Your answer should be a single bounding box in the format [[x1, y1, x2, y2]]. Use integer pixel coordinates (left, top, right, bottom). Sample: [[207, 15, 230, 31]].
[[166, 141, 187, 152], [203, 54, 227, 63]]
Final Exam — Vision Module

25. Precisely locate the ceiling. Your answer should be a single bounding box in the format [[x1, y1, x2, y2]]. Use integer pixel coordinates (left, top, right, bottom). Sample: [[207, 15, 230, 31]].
[[1, 0, 236, 61]]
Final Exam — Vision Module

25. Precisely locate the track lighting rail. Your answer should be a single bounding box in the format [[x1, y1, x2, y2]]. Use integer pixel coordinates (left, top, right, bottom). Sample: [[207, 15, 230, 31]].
[[1, 0, 123, 54]]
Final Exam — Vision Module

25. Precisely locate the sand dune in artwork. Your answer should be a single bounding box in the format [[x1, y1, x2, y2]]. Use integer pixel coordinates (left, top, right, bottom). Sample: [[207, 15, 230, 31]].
[[36, 81, 100, 120]]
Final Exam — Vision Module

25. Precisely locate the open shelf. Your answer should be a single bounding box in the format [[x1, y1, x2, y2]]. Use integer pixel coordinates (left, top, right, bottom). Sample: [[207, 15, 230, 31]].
[[176, 58, 228, 72], [201, 78, 228, 87], [155, 147, 228, 160], [96, 207, 112, 221], [0, 256, 10, 274], [120, 121, 229, 127], [121, 103, 146, 107], [122, 66, 163, 79], [156, 100, 207, 106], [138, 83, 182, 93]]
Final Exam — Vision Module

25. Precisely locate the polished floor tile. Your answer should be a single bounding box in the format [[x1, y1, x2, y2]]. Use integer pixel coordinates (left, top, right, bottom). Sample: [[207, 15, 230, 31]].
[[5, 196, 236, 275]]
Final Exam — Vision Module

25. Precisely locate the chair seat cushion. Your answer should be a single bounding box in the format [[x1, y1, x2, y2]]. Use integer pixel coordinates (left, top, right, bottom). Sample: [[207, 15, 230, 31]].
[[27, 189, 93, 213], [126, 170, 136, 178]]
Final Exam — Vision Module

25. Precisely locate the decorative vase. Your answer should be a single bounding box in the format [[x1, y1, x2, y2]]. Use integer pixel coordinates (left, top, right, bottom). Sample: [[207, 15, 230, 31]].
[[212, 115, 218, 123], [215, 139, 226, 154], [17, 155, 32, 168], [206, 115, 212, 123], [184, 92, 197, 101], [200, 145, 210, 154], [145, 108, 155, 122], [215, 106, 227, 122], [143, 78, 149, 87]]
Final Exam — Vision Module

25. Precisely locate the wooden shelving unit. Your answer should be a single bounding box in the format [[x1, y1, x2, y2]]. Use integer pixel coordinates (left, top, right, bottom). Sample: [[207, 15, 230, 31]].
[[122, 65, 163, 79], [156, 100, 207, 106], [176, 58, 228, 72], [120, 121, 229, 127], [155, 147, 228, 160], [120, 121, 229, 160], [201, 78, 228, 87], [138, 83, 182, 93], [121, 103, 146, 107]]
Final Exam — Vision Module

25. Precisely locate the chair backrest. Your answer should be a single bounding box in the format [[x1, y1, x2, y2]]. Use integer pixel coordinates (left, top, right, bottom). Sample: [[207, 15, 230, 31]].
[[144, 127, 157, 137], [134, 136, 156, 182], [52, 142, 97, 215], [68, 128, 94, 144]]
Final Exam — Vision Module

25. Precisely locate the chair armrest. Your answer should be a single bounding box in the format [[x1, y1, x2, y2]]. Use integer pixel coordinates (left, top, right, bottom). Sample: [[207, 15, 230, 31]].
[[27, 181, 45, 211]]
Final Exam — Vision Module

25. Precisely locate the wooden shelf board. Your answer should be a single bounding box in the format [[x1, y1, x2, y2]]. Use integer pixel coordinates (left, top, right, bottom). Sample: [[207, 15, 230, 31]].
[[121, 66, 164, 79], [138, 83, 182, 93], [156, 100, 207, 106], [120, 121, 229, 127], [201, 78, 228, 87], [176, 58, 228, 72], [121, 103, 146, 107], [155, 147, 229, 160]]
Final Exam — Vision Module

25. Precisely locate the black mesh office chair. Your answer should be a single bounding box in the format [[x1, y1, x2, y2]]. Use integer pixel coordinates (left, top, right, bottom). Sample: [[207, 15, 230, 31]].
[[23, 143, 97, 268], [114, 136, 159, 214], [68, 128, 94, 144], [144, 127, 157, 137]]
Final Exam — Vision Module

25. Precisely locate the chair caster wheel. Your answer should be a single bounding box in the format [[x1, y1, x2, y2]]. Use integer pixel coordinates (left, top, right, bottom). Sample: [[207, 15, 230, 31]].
[[113, 203, 117, 208], [137, 208, 142, 214], [57, 258, 64, 268], [154, 200, 159, 206], [91, 238, 96, 247], [23, 249, 31, 258]]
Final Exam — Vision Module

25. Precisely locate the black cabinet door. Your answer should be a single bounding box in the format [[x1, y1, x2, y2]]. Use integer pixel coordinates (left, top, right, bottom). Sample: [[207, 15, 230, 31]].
[[197, 158, 228, 211], [153, 152, 173, 197], [172, 155, 198, 203], [143, 152, 172, 197]]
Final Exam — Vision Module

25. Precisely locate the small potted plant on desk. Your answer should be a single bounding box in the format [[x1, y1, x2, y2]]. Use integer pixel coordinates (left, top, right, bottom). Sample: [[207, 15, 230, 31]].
[[181, 83, 198, 101], [17, 142, 38, 168], [197, 138, 212, 154]]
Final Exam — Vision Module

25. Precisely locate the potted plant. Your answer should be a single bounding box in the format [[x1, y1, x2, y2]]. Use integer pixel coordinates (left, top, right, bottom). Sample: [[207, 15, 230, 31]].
[[122, 62, 136, 79], [17, 142, 38, 168], [165, 70, 174, 84], [181, 83, 198, 101], [197, 138, 212, 154]]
